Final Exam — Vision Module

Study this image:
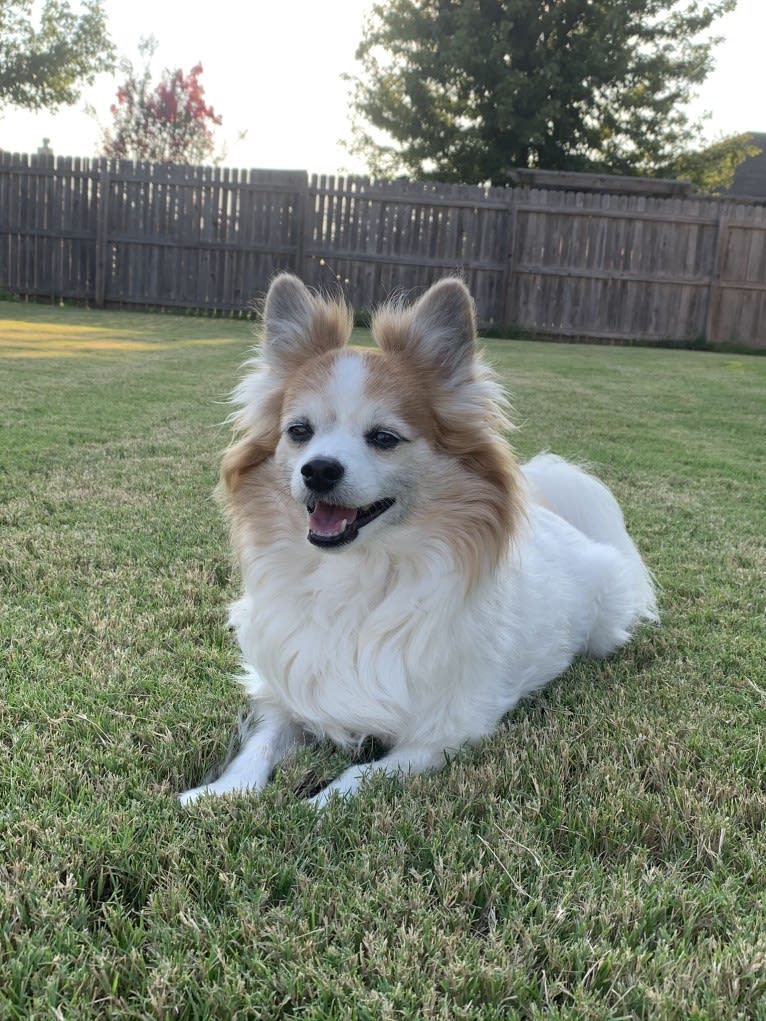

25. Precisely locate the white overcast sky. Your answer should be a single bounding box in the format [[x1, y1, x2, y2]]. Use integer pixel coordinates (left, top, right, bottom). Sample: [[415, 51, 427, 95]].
[[1, 0, 763, 173]]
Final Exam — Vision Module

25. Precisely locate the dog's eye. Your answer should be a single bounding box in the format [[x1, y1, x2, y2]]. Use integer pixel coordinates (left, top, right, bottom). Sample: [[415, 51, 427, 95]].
[[366, 429, 401, 451], [286, 422, 313, 443]]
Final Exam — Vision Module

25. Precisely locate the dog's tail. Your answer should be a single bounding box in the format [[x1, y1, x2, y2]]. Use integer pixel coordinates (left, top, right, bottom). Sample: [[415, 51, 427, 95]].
[[521, 453, 659, 626]]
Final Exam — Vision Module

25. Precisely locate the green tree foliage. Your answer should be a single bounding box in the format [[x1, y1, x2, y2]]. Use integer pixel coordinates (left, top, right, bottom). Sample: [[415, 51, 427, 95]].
[[671, 132, 759, 193], [348, 0, 737, 184], [98, 38, 222, 164], [0, 0, 114, 112]]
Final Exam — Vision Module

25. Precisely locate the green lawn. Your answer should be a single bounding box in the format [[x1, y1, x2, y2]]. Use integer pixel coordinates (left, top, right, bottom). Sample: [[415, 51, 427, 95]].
[[2, 302, 765, 1020]]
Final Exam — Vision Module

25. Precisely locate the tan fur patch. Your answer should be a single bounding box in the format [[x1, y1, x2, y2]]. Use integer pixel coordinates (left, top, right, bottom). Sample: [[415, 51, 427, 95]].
[[366, 347, 523, 582], [369, 297, 525, 581], [220, 389, 282, 495]]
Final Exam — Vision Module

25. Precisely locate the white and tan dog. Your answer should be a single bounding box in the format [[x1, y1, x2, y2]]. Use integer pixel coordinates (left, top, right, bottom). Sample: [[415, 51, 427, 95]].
[[181, 275, 657, 808]]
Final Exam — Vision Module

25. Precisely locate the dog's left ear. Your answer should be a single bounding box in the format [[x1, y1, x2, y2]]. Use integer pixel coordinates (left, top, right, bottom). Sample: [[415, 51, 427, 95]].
[[262, 273, 352, 372], [373, 278, 477, 379]]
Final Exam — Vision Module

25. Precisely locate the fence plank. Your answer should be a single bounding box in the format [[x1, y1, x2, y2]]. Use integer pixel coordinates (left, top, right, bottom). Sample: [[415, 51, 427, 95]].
[[94, 164, 109, 307]]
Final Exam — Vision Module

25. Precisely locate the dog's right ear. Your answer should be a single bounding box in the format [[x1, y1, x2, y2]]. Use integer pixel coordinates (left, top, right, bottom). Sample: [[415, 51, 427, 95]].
[[372, 277, 477, 383], [261, 274, 352, 372]]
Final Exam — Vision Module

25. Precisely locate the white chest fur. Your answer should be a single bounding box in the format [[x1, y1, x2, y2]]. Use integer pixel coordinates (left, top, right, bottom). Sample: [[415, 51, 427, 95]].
[[228, 495, 656, 756], [230, 541, 505, 749]]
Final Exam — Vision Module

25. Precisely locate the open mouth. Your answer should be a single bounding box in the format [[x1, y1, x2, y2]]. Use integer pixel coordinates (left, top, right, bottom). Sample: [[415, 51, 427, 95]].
[[306, 498, 395, 548]]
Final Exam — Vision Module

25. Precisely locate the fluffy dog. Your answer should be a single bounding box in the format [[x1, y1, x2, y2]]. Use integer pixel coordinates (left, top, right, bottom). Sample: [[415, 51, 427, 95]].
[[180, 275, 657, 808]]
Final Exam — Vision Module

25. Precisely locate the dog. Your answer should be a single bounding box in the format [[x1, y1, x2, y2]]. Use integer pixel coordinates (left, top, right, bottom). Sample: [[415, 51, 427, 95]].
[[180, 274, 657, 808]]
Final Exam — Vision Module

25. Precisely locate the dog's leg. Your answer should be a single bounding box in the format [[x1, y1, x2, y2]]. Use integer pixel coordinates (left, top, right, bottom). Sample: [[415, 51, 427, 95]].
[[309, 742, 451, 810], [179, 711, 303, 805]]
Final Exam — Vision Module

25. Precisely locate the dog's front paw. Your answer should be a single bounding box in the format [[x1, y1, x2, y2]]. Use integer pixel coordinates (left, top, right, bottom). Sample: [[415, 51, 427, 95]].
[[178, 784, 214, 807], [307, 786, 337, 811], [179, 776, 263, 806], [307, 768, 365, 810]]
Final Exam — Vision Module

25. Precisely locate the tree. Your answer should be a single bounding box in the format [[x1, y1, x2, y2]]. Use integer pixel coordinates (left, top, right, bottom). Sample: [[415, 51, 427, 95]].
[[347, 0, 737, 184], [99, 37, 222, 164], [0, 0, 114, 112], [671, 132, 759, 194]]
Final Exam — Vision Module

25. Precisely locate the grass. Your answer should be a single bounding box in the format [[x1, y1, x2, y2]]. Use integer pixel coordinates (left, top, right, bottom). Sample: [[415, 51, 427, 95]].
[[2, 302, 765, 1020]]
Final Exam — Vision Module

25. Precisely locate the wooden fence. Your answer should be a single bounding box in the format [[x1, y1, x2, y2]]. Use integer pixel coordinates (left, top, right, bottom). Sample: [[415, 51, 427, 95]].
[[1, 153, 765, 347]]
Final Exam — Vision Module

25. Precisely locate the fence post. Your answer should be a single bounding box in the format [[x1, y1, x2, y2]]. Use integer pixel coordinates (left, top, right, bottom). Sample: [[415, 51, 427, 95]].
[[501, 188, 518, 329], [704, 211, 729, 345], [94, 162, 110, 307]]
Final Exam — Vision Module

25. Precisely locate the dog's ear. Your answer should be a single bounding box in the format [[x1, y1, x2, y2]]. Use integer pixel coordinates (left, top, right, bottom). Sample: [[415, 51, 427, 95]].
[[262, 273, 352, 372], [373, 278, 477, 378]]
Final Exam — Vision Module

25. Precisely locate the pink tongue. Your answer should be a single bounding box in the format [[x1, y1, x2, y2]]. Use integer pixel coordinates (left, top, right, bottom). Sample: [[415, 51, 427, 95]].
[[309, 502, 358, 536]]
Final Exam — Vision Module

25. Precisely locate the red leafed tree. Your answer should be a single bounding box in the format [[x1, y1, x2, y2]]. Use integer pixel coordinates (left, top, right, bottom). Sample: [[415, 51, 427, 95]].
[[101, 38, 222, 164]]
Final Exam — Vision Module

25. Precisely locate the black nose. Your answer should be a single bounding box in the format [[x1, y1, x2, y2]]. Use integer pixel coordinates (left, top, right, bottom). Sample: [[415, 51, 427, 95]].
[[301, 457, 345, 494]]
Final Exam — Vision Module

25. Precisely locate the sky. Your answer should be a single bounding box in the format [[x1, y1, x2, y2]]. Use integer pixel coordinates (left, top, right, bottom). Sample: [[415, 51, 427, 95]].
[[1, 0, 764, 174]]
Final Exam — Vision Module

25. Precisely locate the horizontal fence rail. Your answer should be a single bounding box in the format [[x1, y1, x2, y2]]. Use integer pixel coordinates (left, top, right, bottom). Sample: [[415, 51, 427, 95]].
[[1, 153, 764, 347]]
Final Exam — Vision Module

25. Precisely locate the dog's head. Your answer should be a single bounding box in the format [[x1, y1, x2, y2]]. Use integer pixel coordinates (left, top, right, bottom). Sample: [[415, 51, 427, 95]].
[[222, 275, 523, 578]]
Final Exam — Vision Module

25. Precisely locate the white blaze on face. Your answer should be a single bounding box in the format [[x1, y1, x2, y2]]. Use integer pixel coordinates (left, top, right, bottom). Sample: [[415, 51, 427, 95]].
[[327, 353, 369, 419], [287, 353, 380, 507], [312, 354, 372, 471]]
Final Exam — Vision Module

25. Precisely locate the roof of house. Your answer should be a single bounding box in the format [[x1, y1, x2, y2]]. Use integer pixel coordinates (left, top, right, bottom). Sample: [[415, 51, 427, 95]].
[[727, 132, 766, 198]]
